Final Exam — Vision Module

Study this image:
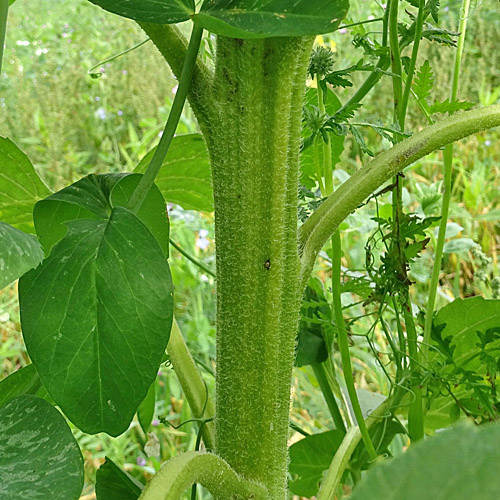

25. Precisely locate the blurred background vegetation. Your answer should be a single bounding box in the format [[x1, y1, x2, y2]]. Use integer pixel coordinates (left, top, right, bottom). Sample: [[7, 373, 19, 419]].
[[0, 0, 498, 498]]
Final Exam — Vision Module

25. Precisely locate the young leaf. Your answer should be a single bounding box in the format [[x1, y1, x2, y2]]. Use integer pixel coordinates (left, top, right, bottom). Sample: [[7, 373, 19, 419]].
[[350, 422, 500, 500], [95, 458, 143, 500], [428, 0, 440, 23], [19, 207, 174, 436], [0, 221, 44, 289], [0, 364, 42, 407], [87, 0, 195, 24], [135, 134, 213, 212], [0, 137, 50, 232], [0, 395, 84, 499], [193, 0, 349, 39], [413, 60, 434, 103], [289, 430, 345, 497]]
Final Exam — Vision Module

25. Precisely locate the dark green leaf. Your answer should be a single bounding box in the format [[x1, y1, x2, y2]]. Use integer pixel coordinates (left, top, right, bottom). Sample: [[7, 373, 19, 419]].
[[0, 364, 42, 407], [19, 207, 174, 436], [137, 381, 156, 434], [289, 430, 345, 497], [0, 395, 84, 499], [350, 422, 500, 500], [0, 137, 50, 232], [135, 134, 213, 212], [34, 173, 169, 256], [96, 457, 143, 500], [428, 0, 440, 22], [87, 0, 194, 24], [413, 60, 434, 102], [0, 221, 44, 289], [109, 174, 170, 258], [429, 98, 474, 115], [193, 0, 349, 38]]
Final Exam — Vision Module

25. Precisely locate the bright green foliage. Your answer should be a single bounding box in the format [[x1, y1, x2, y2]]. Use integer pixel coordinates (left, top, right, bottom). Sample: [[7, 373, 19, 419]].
[[193, 0, 350, 38], [19, 207, 174, 436], [0, 364, 42, 407], [0, 221, 43, 289], [0, 137, 50, 232], [96, 458, 143, 500], [87, 0, 195, 24], [137, 381, 156, 434], [350, 422, 500, 500], [135, 134, 213, 212], [0, 395, 84, 499], [289, 430, 344, 497], [435, 296, 500, 366]]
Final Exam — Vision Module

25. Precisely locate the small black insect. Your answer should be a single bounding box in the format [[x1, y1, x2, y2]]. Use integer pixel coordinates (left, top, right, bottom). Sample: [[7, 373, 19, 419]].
[[264, 259, 271, 270]]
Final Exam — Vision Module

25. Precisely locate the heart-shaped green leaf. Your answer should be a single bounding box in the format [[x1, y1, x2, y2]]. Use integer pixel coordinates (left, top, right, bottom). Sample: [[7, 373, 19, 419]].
[[96, 457, 143, 500], [194, 0, 350, 38], [134, 134, 213, 212], [0, 364, 42, 407], [87, 0, 195, 24], [0, 395, 84, 499], [0, 221, 44, 289], [34, 173, 169, 256], [0, 137, 50, 232], [19, 207, 174, 436], [350, 422, 500, 500]]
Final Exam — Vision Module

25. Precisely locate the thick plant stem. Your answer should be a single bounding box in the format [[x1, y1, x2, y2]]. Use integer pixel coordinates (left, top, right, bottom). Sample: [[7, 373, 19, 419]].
[[138, 451, 267, 500], [167, 319, 215, 450], [128, 25, 204, 214], [0, 0, 8, 75], [421, 0, 472, 366], [299, 104, 500, 287], [209, 36, 313, 499]]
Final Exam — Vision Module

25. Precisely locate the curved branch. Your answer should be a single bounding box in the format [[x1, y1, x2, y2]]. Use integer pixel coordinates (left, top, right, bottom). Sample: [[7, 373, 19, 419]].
[[138, 451, 268, 500], [138, 22, 214, 140], [298, 104, 500, 287]]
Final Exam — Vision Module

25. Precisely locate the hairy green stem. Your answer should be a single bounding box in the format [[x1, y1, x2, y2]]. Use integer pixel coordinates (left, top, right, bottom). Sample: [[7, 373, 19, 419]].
[[209, 36, 313, 499], [299, 104, 500, 287], [312, 362, 346, 434], [389, 0, 403, 123], [421, 0, 472, 367], [127, 25, 204, 214], [0, 0, 9, 75], [167, 319, 215, 451], [138, 451, 268, 500]]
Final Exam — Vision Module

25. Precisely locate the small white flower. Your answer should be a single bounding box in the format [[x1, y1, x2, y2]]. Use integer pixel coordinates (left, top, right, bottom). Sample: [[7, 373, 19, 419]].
[[16, 40, 30, 46], [196, 237, 210, 250], [199, 229, 209, 238], [95, 107, 107, 120]]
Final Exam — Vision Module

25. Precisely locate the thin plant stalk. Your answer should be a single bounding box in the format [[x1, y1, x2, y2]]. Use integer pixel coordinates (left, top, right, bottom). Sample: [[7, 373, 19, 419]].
[[317, 79, 377, 460], [0, 0, 9, 75], [422, 0, 472, 366], [127, 25, 204, 213]]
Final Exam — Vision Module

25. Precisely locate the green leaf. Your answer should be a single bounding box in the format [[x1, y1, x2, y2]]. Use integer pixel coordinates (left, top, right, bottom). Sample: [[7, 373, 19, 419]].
[[137, 381, 156, 434], [96, 457, 143, 500], [19, 207, 174, 436], [413, 60, 434, 103], [428, 0, 440, 23], [193, 0, 350, 39], [109, 174, 170, 258], [429, 98, 474, 115], [134, 134, 213, 212], [0, 364, 42, 407], [87, 0, 195, 24], [0, 137, 50, 232], [34, 173, 169, 256], [349, 422, 500, 500], [289, 430, 345, 497], [0, 395, 84, 499], [0, 221, 44, 289], [434, 297, 500, 368]]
